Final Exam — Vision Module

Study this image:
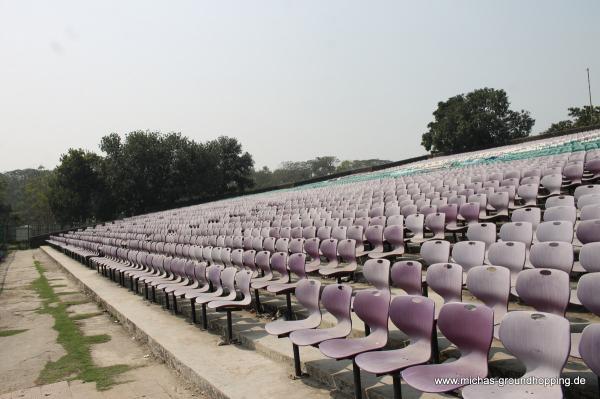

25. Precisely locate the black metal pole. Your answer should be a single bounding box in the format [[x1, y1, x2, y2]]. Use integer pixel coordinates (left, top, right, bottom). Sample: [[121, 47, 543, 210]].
[[392, 374, 402, 399], [353, 359, 362, 399], [292, 344, 302, 377]]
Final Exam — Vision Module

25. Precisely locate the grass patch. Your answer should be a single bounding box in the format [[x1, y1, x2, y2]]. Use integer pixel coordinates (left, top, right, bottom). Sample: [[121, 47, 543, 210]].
[[63, 299, 91, 306], [0, 328, 28, 337], [31, 260, 131, 390], [70, 312, 104, 321]]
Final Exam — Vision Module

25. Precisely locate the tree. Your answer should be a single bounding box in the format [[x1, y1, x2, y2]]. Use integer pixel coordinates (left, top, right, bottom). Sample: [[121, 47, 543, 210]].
[[546, 105, 600, 133], [421, 88, 534, 153], [48, 149, 107, 224]]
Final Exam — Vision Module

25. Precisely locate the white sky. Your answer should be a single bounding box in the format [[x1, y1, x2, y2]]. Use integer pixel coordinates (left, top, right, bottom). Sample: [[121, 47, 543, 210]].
[[1, 0, 599, 172]]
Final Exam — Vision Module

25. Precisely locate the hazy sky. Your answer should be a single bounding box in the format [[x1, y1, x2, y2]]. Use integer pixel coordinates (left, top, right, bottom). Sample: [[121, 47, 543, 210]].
[[1, 1, 599, 172]]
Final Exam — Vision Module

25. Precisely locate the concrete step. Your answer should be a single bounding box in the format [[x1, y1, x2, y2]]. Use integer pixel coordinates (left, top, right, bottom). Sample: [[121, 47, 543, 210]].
[[43, 246, 598, 399]]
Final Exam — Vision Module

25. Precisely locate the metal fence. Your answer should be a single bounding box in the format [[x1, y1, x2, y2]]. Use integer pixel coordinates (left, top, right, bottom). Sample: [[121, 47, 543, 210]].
[[0, 224, 75, 248]]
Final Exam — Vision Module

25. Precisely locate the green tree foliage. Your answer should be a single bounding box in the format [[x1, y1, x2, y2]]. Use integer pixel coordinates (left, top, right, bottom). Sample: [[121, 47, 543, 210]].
[[421, 88, 534, 153], [546, 105, 600, 133], [48, 149, 107, 225], [251, 157, 391, 189], [99, 131, 254, 216], [0, 168, 55, 225]]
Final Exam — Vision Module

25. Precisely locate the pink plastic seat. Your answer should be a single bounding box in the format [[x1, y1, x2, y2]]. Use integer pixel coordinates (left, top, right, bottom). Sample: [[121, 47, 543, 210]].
[[368, 224, 404, 258], [320, 239, 357, 281], [402, 303, 494, 393], [420, 240, 451, 266], [487, 241, 525, 286], [515, 268, 570, 316], [391, 260, 423, 295], [425, 263, 463, 318], [319, 289, 391, 399], [536, 221, 574, 243], [451, 240, 485, 274], [466, 265, 510, 337], [462, 311, 570, 399]]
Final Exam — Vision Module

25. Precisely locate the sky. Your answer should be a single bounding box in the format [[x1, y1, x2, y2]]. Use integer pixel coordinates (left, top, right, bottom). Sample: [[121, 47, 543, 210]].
[[1, 1, 599, 172]]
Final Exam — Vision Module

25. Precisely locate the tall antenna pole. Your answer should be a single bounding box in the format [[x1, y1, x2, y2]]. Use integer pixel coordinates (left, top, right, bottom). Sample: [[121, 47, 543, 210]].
[[588, 68, 594, 124]]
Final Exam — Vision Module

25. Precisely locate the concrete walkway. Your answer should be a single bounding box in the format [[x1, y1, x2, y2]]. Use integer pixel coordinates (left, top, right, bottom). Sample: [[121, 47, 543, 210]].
[[0, 249, 203, 399], [39, 246, 336, 399]]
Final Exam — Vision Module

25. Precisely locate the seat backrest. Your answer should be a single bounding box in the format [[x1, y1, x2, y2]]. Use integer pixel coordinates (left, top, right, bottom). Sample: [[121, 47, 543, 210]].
[[579, 242, 600, 272], [426, 263, 463, 302], [577, 272, 600, 316], [391, 260, 423, 295], [254, 251, 271, 273], [543, 206, 576, 224], [466, 223, 496, 249], [390, 295, 434, 346], [365, 225, 384, 245], [580, 204, 600, 221], [420, 240, 450, 265], [270, 252, 289, 275], [536, 221, 573, 243], [529, 242, 573, 273], [545, 195, 574, 209], [580, 324, 600, 377], [466, 265, 510, 322], [304, 238, 320, 259], [288, 253, 307, 279], [295, 279, 322, 316], [289, 238, 305, 254], [363, 259, 390, 291], [451, 241, 485, 271], [511, 207, 541, 231], [353, 290, 391, 340], [576, 219, 600, 244], [515, 268, 570, 316], [337, 239, 357, 263], [383, 224, 404, 246], [487, 241, 525, 274], [321, 284, 353, 330], [499, 221, 533, 248], [437, 303, 493, 359], [499, 311, 570, 379]]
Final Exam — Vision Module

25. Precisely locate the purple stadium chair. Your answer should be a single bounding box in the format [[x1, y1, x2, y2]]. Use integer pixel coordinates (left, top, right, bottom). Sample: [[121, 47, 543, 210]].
[[487, 241, 525, 286], [304, 238, 321, 272], [391, 260, 423, 295], [369, 224, 404, 258], [196, 266, 237, 329], [536, 221, 574, 243], [481, 191, 509, 220], [463, 311, 570, 399], [267, 252, 307, 318], [580, 242, 600, 272], [466, 223, 496, 251], [360, 225, 384, 256], [511, 206, 541, 232], [420, 240, 451, 266], [425, 263, 463, 318], [581, 204, 600, 221], [265, 279, 322, 376], [355, 295, 435, 399], [576, 219, 600, 244], [319, 238, 340, 269], [451, 240, 485, 274], [578, 194, 600, 210], [579, 324, 600, 394], [546, 194, 575, 209], [466, 265, 510, 337], [499, 221, 533, 249], [575, 184, 600, 201], [538, 174, 563, 198], [404, 214, 425, 243], [543, 205, 577, 224], [319, 289, 391, 399], [516, 268, 570, 316], [529, 242, 574, 273], [320, 239, 357, 281], [290, 283, 352, 374], [402, 303, 494, 393], [514, 184, 539, 208], [207, 269, 253, 344]]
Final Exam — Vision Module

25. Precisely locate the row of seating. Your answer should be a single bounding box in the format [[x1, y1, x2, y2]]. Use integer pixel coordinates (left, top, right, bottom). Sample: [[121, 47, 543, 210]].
[[48, 129, 600, 398]]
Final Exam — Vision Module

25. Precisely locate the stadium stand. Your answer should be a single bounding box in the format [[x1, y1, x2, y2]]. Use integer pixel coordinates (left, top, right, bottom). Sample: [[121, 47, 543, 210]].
[[47, 129, 600, 398]]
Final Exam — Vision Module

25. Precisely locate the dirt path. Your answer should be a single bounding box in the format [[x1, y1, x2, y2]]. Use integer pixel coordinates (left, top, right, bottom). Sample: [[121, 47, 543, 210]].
[[0, 249, 205, 399]]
